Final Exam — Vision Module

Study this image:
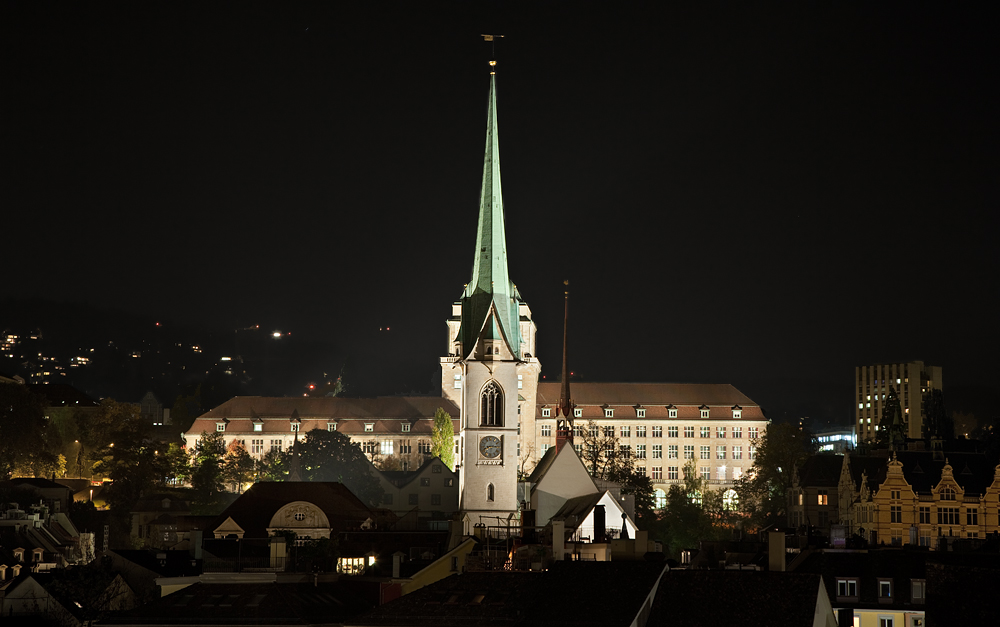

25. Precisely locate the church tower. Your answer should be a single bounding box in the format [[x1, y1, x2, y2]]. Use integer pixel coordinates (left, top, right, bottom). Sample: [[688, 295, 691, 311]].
[[441, 61, 540, 530]]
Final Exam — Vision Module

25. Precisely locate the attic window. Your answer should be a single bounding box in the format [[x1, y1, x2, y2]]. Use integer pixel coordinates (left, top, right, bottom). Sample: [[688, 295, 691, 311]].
[[365, 423, 374, 432], [636, 408, 646, 418], [732, 407, 742, 419], [542, 408, 551, 417], [604, 408, 614, 418], [402, 423, 411, 432], [668, 408, 677, 418], [700, 409, 710, 419], [574, 408, 582, 418], [254, 422, 263, 432], [328, 422, 337, 432], [290, 423, 300, 432], [216, 423, 226, 432]]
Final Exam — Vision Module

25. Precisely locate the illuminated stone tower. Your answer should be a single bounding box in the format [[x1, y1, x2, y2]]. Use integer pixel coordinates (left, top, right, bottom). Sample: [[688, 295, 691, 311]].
[[441, 62, 540, 530]]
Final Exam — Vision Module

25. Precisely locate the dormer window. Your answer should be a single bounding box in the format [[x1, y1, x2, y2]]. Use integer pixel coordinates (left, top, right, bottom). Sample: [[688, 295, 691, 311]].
[[541, 408, 551, 417], [328, 422, 337, 432], [574, 408, 582, 418], [365, 423, 374, 432], [636, 408, 646, 418], [32, 548, 43, 562], [216, 422, 226, 432], [700, 408, 710, 419], [667, 406, 677, 418], [604, 408, 614, 418], [732, 405, 742, 419], [402, 423, 411, 432], [253, 422, 263, 432], [290, 423, 300, 432], [14, 549, 24, 562]]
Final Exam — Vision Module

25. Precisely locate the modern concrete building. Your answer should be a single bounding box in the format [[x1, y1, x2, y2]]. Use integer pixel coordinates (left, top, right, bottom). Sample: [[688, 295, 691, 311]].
[[855, 361, 942, 443]]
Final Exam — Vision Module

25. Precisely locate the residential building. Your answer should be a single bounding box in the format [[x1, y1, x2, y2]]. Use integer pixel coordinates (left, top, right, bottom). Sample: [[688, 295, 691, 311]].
[[788, 455, 843, 534], [183, 396, 459, 469], [838, 450, 1000, 548], [816, 428, 856, 454], [533, 382, 768, 506], [855, 362, 942, 443], [373, 456, 459, 526]]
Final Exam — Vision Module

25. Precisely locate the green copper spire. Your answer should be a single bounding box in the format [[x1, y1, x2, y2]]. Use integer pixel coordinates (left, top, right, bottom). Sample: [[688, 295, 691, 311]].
[[457, 71, 522, 359]]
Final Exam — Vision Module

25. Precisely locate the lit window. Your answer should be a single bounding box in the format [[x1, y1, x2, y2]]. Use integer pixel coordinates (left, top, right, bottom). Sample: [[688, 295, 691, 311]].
[[654, 488, 666, 508], [380, 440, 394, 455], [717, 446, 726, 459], [365, 423, 374, 432], [717, 427, 726, 438], [517, 374, 523, 390], [818, 490, 828, 506], [254, 423, 263, 432], [732, 409, 741, 419], [453, 374, 462, 389], [700, 426, 710, 438]]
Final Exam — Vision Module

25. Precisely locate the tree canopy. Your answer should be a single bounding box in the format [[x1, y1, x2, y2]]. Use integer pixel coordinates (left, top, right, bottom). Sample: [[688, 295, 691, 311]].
[[0, 383, 52, 478], [431, 407, 455, 470], [734, 422, 816, 530], [296, 429, 383, 507]]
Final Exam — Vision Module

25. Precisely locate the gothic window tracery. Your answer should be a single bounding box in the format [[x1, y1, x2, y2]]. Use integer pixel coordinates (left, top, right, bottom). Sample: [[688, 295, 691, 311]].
[[481, 380, 503, 426]]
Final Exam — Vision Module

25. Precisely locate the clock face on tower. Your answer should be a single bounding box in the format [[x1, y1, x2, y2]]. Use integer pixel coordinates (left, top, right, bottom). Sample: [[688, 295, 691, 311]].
[[479, 435, 501, 458]]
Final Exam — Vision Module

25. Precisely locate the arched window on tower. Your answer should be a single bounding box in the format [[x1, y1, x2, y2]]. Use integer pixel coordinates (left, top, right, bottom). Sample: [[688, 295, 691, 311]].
[[487, 483, 495, 502], [481, 381, 503, 426]]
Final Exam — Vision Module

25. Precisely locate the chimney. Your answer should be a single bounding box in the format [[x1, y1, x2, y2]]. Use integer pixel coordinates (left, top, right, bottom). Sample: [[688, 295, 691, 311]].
[[768, 531, 785, 572], [392, 552, 405, 579], [552, 519, 566, 561], [594, 505, 606, 542]]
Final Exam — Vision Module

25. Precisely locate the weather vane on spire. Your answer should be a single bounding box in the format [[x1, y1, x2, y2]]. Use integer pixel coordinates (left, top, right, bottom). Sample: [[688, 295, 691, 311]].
[[481, 33, 504, 73]]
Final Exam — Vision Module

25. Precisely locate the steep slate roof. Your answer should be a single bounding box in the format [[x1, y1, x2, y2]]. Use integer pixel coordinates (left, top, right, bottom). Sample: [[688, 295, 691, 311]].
[[845, 451, 999, 496], [536, 382, 765, 419], [196, 396, 459, 420], [352, 561, 667, 627], [102, 580, 379, 626], [797, 455, 844, 487], [790, 548, 927, 610], [207, 482, 372, 539], [648, 570, 831, 627]]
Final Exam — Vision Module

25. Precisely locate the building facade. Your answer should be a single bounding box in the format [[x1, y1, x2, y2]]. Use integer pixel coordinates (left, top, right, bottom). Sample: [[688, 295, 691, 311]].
[[855, 361, 942, 443], [533, 382, 769, 506], [838, 451, 1000, 548], [183, 396, 459, 471]]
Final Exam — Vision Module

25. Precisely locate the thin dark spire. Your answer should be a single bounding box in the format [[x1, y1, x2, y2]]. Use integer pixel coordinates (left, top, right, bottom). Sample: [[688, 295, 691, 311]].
[[556, 281, 575, 451]]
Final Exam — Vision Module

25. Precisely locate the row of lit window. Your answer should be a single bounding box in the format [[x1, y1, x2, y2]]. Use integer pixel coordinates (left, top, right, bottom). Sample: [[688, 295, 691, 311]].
[[541, 407, 742, 420], [540, 424, 758, 440], [638, 465, 744, 482]]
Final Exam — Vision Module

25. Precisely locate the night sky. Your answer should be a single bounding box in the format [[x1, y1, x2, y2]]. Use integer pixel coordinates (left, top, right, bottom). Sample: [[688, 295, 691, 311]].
[[5, 2, 997, 425]]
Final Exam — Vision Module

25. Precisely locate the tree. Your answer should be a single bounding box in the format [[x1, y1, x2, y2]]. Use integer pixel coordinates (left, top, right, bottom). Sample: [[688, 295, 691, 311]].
[[89, 399, 169, 543], [164, 442, 192, 486], [0, 383, 51, 478], [656, 461, 730, 557], [297, 429, 384, 507], [222, 440, 255, 493], [734, 422, 816, 530], [431, 407, 455, 470], [255, 448, 289, 482], [190, 431, 226, 498]]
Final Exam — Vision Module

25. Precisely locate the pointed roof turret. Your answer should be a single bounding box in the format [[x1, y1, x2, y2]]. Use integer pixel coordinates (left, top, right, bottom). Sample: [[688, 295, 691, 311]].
[[556, 282, 575, 452], [457, 64, 522, 359]]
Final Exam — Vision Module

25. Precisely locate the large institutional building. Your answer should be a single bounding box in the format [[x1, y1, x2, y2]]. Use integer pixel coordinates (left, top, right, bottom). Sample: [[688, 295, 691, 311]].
[[183, 63, 769, 522], [854, 361, 942, 443]]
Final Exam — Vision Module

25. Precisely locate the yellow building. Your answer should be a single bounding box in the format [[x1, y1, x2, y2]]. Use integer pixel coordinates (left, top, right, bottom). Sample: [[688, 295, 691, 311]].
[[838, 450, 1000, 548]]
